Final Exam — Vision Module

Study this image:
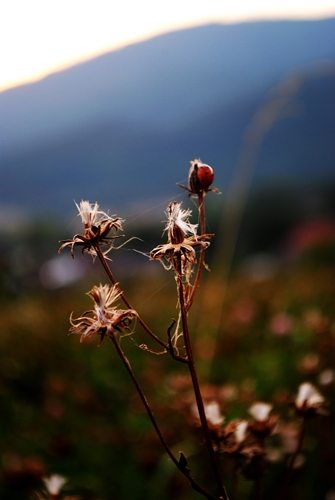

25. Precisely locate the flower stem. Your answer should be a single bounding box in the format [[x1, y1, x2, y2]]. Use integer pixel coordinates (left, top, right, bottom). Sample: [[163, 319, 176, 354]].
[[186, 191, 206, 311], [175, 256, 228, 500], [109, 332, 222, 500], [276, 418, 306, 500]]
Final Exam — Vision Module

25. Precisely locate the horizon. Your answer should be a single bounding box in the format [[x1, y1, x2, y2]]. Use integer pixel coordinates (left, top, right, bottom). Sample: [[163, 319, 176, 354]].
[[1, 0, 335, 93]]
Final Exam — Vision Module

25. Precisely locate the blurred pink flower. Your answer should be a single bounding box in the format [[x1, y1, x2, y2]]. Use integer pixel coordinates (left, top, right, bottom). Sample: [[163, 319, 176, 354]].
[[269, 312, 293, 336]]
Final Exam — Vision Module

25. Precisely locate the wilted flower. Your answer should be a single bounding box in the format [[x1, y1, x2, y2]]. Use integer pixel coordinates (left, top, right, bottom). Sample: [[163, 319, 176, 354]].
[[150, 202, 212, 277], [58, 200, 124, 258], [294, 382, 325, 416], [70, 283, 137, 344], [43, 474, 67, 495]]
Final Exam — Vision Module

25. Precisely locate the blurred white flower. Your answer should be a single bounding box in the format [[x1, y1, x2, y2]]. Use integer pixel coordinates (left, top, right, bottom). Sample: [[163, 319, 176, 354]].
[[248, 402, 273, 422], [43, 474, 67, 495], [295, 382, 325, 411], [318, 369, 335, 386], [234, 420, 248, 444], [204, 401, 224, 426]]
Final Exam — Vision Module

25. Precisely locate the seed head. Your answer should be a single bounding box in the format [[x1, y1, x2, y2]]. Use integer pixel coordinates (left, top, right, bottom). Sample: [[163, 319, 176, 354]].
[[58, 200, 124, 258], [70, 283, 137, 345]]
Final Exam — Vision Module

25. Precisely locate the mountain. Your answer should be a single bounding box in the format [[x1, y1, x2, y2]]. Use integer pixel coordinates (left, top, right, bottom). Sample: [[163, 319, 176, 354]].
[[1, 19, 335, 216]]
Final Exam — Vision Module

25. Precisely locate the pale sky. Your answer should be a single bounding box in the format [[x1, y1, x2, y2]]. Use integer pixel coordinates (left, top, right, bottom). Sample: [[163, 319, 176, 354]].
[[1, 0, 335, 93]]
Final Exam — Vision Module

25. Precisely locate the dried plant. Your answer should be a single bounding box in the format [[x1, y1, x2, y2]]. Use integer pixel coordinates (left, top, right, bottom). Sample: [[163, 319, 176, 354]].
[[56, 159, 330, 500]]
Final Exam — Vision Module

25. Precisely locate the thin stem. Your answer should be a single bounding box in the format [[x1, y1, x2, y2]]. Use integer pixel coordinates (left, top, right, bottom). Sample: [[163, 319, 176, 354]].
[[276, 418, 306, 500], [167, 320, 188, 364], [109, 332, 221, 500], [175, 256, 228, 500], [186, 191, 205, 312], [255, 477, 263, 500], [232, 464, 239, 500], [94, 245, 168, 351]]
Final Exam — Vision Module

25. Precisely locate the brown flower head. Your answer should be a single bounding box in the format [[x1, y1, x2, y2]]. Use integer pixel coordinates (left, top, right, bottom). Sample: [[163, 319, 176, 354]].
[[70, 283, 137, 345], [150, 201, 213, 276], [58, 200, 124, 258]]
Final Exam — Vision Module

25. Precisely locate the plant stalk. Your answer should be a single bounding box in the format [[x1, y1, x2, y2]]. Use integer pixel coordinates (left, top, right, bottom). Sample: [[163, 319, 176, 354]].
[[110, 331, 222, 500], [175, 256, 228, 500]]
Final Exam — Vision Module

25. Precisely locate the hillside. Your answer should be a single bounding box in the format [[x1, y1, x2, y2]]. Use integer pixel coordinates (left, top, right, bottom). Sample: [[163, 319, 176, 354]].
[[0, 19, 335, 215]]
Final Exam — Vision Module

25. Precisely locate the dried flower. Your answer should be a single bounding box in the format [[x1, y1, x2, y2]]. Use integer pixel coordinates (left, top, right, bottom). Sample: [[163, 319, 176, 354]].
[[70, 283, 137, 344], [58, 200, 124, 258], [294, 382, 325, 416], [150, 202, 212, 276], [43, 474, 67, 495]]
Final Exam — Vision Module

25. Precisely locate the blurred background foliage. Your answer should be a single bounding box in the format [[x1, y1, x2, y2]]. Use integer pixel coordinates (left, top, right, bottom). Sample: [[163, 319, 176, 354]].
[[0, 185, 335, 500]]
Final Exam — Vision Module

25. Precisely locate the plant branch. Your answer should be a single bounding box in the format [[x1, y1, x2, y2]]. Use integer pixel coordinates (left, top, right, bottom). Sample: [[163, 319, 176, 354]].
[[109, 331, 222, 500], [276, 417, 307, 500], [185, 191, 206, 311], [175, 256, 229, 500], [167, 319, 188, 363]]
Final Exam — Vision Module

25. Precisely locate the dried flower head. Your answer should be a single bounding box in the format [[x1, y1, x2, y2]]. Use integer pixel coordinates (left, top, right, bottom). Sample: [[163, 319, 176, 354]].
[[70, 283, 137, 344], [150, 202, 213, 276], [294, 382, 326, 416], [58, 200, 124, 258]]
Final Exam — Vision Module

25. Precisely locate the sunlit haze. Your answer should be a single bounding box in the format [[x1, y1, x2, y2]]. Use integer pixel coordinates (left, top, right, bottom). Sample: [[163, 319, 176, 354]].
[[1, 0, 335, 92]]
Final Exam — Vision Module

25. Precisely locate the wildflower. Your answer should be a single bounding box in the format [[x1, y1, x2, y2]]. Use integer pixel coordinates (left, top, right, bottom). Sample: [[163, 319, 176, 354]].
[[58, 200, 124, 258], [150, 202, 212, 276], [204, 401, 225, 427], [248, 402, 278, 438], [221, 419, 249, 454], [269, 312, 293, 336], [318, 368, 335, 386], [70, 283, 137, 344], [294, 382, 325, 416], [234, 420, 249, 445], [43, 474, 67, 495], [248, 402, 273, 422]]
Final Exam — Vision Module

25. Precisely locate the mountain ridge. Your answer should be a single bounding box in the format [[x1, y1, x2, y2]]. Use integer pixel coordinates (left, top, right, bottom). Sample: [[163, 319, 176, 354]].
[[1, 19, 335, 216]]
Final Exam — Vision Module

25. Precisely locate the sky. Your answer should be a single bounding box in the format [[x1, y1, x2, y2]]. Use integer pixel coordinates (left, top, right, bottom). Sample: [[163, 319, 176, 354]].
[[1, 0, 335, 93]]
